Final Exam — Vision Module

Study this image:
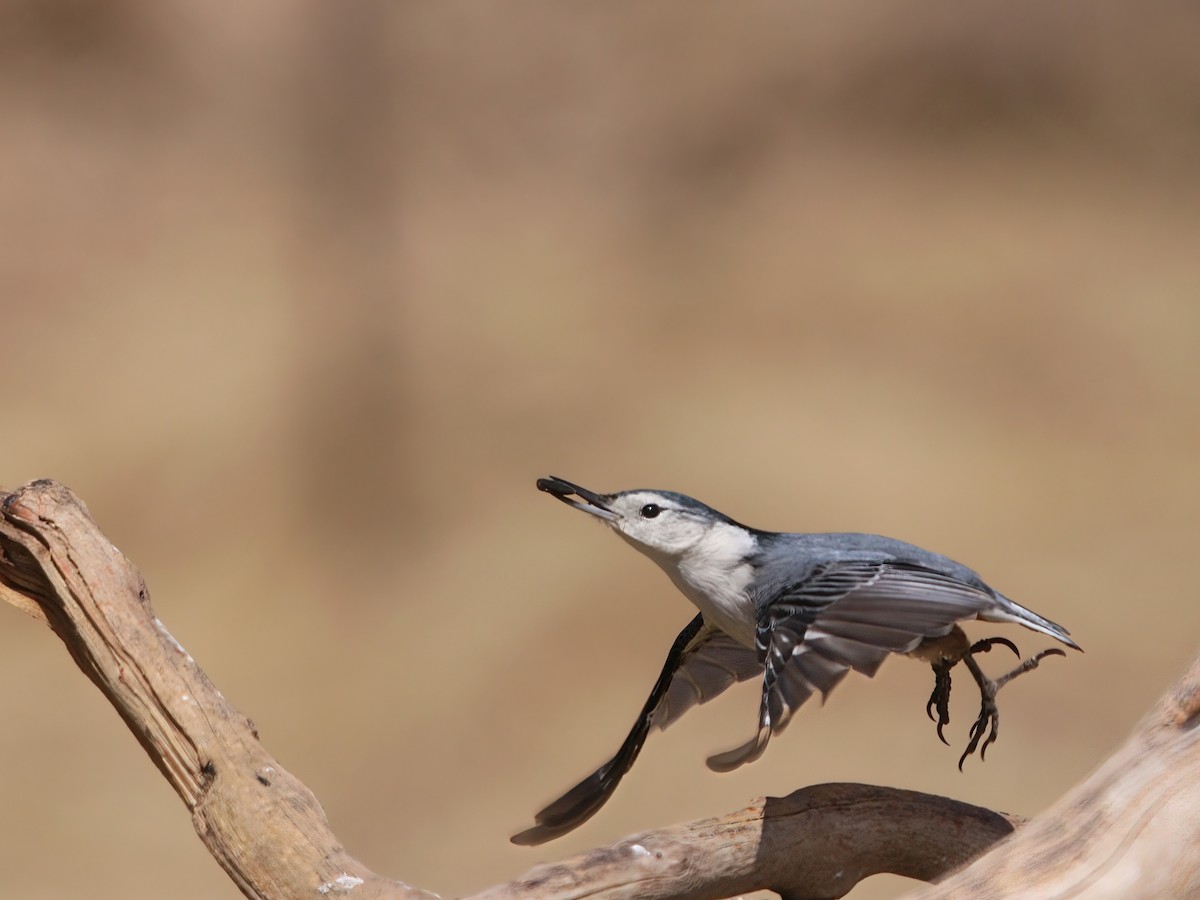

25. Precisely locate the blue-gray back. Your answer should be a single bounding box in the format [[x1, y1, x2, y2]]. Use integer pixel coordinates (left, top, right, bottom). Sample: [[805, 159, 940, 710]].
[[750, 532, 993, 609]]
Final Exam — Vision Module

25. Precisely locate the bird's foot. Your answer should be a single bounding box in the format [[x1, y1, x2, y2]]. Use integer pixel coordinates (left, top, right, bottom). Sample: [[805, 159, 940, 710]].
[[925, 637, 1019, 747], [957, 643, 1067, 770]]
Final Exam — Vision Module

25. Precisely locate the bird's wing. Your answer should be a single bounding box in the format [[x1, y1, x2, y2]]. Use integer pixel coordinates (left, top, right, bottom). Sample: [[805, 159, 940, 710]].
[[650, 626, 761, 731], [706, 560, 999, 772], [512, 614, 758, 845]]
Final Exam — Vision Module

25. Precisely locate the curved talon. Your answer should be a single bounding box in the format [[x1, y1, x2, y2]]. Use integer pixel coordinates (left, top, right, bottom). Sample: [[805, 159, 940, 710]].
[[969, 636, 1021, 658], [958, 696, 998, 770], [975, 705, 1000, 762], [925, 698, 952, 746], [981, 723, 999, 759], [925, 662, 953, 746], [925, 687, 950, 745]]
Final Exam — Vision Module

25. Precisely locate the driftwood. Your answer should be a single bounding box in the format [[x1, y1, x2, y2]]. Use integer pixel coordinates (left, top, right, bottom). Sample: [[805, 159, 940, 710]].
[[0, 478, 1196, 899]]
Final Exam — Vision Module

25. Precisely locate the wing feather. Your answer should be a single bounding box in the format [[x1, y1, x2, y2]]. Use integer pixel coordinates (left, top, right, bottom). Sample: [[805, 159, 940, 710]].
[[513, 615, 758, 845], [650, 630, 760, 730], [709, 560, 1003, 771]]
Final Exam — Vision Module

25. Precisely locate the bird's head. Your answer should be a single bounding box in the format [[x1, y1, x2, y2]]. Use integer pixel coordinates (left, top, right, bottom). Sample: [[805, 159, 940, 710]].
[[536, 475, 745, 559]]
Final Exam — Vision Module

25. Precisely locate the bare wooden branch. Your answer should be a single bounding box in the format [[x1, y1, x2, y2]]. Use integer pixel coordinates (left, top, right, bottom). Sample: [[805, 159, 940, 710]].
[[0, 480, 435, 900], [476, 784, 1017, 900], [2, 478, 1198, 900], [911, 650, 1200, 900]]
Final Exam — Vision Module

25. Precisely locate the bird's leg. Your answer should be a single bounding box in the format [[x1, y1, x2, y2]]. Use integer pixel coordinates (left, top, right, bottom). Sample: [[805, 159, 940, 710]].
[[915, 628, 1006, 747], [915, 627, 977, 746], [924, 637, 1020, 747], [957, 639, 1067, 770]]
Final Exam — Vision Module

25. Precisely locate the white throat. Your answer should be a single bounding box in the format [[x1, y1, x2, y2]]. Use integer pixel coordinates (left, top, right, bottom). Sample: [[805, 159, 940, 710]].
[[635, 521, 759, 647]]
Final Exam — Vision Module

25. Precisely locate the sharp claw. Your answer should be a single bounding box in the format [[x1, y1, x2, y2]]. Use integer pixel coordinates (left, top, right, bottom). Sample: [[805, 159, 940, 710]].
[[925, 662, 954, 746], [970, 636, 1021, 658], [925, 686, 951, 745], [981, 723, 999, 760], [958, 698, 997, 770], [959, 727, 976, 770]]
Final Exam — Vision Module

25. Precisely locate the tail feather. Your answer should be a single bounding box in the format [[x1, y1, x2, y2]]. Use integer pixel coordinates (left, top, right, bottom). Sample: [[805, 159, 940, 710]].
[[983, 595, 1081, 651]]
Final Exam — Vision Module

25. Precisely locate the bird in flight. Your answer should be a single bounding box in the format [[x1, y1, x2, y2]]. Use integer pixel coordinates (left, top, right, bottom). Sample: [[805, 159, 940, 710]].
[[511, 476, 1079, 846]]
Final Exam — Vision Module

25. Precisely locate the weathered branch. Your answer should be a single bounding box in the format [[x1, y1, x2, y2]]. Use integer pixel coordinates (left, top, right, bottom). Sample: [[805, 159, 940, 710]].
[[912, 649, 1200, 899], [0, 480, 433, 900], [1, 478, 1197, 900], [476, 784, 1016, 900]]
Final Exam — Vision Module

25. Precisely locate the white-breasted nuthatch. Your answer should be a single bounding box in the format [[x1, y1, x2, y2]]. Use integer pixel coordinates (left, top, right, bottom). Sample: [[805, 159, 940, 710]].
[[512, 476, 1079, 846]]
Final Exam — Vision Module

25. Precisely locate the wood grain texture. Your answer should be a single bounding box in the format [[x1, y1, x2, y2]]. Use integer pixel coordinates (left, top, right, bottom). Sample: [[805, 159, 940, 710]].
[[0, 480, 431, 900], [912, 653, 1200, 900], [480, 784, 1017, 900]]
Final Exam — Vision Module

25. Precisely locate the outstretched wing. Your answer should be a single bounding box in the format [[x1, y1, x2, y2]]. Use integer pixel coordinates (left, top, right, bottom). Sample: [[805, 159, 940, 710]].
[[512, 614, 760, 845], [706, 560, 1001, 772], [650, 626, 761, 731]]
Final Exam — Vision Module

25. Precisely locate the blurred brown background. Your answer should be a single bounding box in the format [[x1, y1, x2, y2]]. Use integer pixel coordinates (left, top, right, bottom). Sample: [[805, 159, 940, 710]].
[[2, 1, 1198, 898]]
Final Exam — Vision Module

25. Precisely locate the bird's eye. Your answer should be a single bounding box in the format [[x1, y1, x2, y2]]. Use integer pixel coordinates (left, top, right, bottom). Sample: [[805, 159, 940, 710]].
[[640, 504, 662, 519]]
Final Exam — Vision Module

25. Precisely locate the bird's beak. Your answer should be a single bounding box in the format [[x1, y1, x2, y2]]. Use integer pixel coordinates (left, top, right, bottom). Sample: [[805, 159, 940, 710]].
[[536, 476, 619, 521]]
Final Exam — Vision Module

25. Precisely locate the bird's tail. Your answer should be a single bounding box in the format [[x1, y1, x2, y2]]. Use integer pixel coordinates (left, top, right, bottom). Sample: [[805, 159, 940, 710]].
[[981, 595, 1082, 651]]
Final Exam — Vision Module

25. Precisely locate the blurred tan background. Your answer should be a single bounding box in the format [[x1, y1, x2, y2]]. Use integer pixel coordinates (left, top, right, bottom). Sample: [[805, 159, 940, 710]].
[[2, 2, 1198, 898]]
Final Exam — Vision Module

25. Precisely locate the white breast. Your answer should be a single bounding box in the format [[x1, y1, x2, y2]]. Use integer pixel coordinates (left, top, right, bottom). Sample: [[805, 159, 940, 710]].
[[661, 524, 759, 647]]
